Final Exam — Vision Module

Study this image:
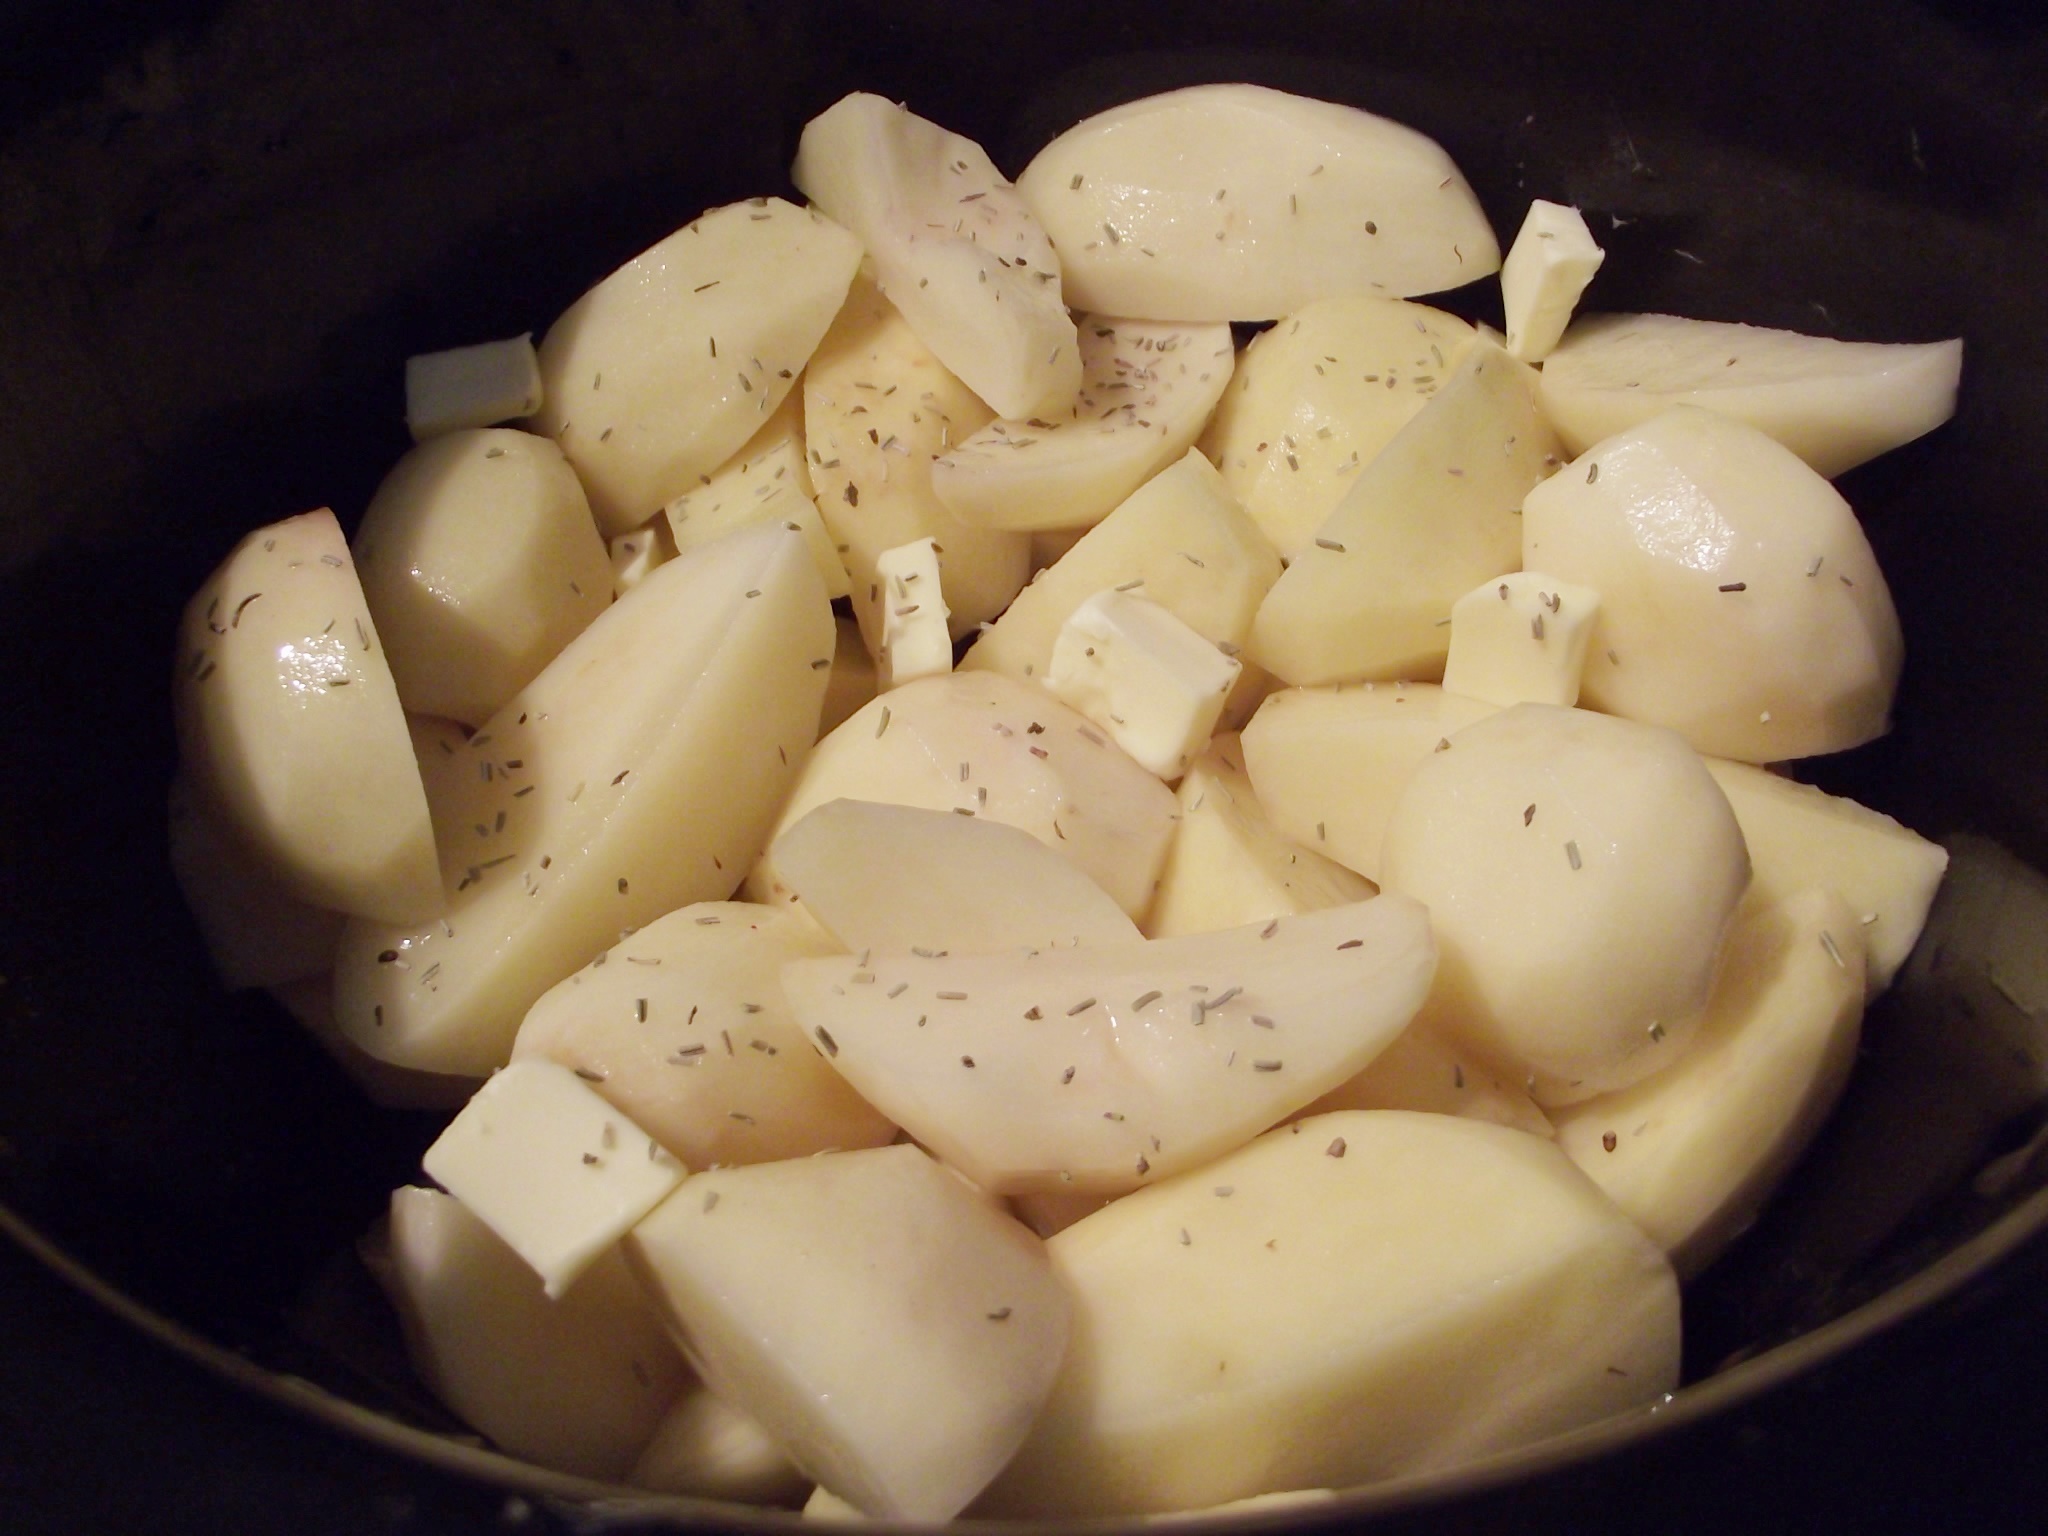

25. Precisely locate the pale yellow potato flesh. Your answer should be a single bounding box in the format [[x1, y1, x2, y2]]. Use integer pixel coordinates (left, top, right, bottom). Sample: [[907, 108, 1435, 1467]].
[[378, 1187, 688, 1482], [1537, 313, 1962, 477], [510, 901, 897, 1170], [793, 93, 1081, 421], [530, 197, 862, 534], [174, 508, 442, 925], [745, 671, 1179, 923], [625, 1143, 1070, 1521], [778, 898, 1435, 1195], [1016, 84, 1499, 322], [1144, 733, 1374, 940], [1299, 1018, 1553, 1138], [1199, 295, 1477, 559], [352, 427, 610, 727], [333, 524, 832, 1077], [1522, 405, 1903, 762], [972, 1111, 1678, 1517], [1552, 888, 1866, 1278], [804, 276, 1028, 650], [1705, 757, 1948, 991], [768, 800, 1140, 953], [1246, 337, 1563, 685], [930, 315, 1235, 532], [630, 1383, 810, 1505], [1238, 682, 1499, 882], [960, 447, 1279, 686], [1378, 703, 1749, 1104], [663, 417, 850, 600]]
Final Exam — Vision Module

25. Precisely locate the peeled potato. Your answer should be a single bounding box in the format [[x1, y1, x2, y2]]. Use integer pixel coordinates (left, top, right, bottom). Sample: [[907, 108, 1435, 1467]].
[[1016, 84, 1499, 321], [1522, 404, 1903, 763], [1378, 703, 1749, 1104]]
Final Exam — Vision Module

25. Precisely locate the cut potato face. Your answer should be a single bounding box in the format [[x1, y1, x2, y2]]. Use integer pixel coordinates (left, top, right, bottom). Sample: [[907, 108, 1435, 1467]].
[[929, 316, 1235, 532], [1705, 757, 1948, 992], [530, 197, 863, 534], [1144, 734, 1375, 941], [794, 93, 1080, 421], [624, 1142, 1070, 1521], [1522, 405, 1903, 762], [1238, 682, 1499, 883], [510, 901, 897, 1170], [378, 1187, 688, 1482], [779, 897, 1436, 1195], [334, 524, 832, 1077], [961, 448, 1280, 687], [1552, 888, 1866, 1278], [804, 276, 1029, 650], [1198, 296, 1477, 560], [1246, 337, 1562, 685], [768, 800, 1140, 954], [1378, 703, 1750, 1103], [972, 1111, 1678, 1517], [662, 407, 849, 601], [1016, 84, 1499, 321], [353, 427, 611, 727], [1537, 313, 1963, 477], [745, 671, 1179, 923], [174, 508, 442, 925]]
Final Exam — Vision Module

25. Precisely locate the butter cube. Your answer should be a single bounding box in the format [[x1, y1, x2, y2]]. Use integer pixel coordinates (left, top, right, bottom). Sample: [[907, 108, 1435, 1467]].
[[1048, 589, 1241, 780], [423, 1059, 687, 1297], [874, 537, 954, 690], [1501, 202, 1604, 363], [1442, 572, 1602, 708], [405, 334, 544, 441]]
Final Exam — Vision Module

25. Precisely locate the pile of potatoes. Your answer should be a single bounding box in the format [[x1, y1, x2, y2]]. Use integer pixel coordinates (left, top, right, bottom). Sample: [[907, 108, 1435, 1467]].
[[169, 85, 1957, 1520]]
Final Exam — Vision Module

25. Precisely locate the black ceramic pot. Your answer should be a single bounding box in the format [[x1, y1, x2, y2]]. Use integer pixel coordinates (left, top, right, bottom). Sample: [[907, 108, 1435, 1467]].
[[5, 1, 2048, 1532]]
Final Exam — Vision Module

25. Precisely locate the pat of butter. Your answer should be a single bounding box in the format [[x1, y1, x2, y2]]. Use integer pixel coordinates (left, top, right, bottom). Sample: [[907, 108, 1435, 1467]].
[[874, 537, 954, 690], [1501, 202, 1604, 363], [405, 334, 544, 442], [609, 521, 670, 599], [1441, 571, 1602, 708], [423, 1059, 687, 1298], [664, 437, 850, 599], [1048, 589, 1241, 780]]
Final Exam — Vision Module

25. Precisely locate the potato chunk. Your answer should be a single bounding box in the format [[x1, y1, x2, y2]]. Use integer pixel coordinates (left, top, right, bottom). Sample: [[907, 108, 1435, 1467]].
[[1017, 85, 1499, 321], [1536, 313, 1962, 477], [779, 898, 1435, 1195], [1553, 886, 1867, 1277], [1522, 405, 1903, 762], [530, 197, 862, 534], [1246, 337, 1562, 685], [174, 508, 441, 925], [511, 901, 897, 1170], [353, 428, 610, 727], [334, 523, 831, 1076], [745, 671, 1178, 922], [1198, 295, 1477, 560], [794, 92, 1080, 420], [625, 1143, 1070, 1520], [1378, 703, 1749, 1104], [973, 1111, 1678, 1517]]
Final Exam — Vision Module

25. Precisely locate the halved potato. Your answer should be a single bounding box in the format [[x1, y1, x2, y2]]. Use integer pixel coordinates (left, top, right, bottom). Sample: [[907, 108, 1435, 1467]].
[[1017, 84, 1498, 321]]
